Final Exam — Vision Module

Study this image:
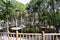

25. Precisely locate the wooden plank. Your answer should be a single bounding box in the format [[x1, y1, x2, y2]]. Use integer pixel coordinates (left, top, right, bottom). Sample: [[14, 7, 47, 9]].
[[46, 35, 48, 40], [26, 35, 27, 40], [13, 34, 15, 40], [38, 35, 40, 40], [32, 35, 34, 40], [29, 35, 30, 40], [50, 35, 51, 40], [1, 34, 2, 40], [10, 34, 12, 40], [56, 35, 58, 40], [8, 34, 9, 40], [23, 34, 24, 40], [19, 34, 21, 40], [53, 35, 54, 40]]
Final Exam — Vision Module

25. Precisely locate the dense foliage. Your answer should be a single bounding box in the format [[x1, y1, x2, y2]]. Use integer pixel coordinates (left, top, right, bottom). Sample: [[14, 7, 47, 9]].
[[26, 0, 60, 33], [0, 0, 60, 33]]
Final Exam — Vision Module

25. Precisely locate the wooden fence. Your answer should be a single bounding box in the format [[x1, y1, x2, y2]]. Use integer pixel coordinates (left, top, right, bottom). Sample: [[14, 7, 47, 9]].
[[0, 31, 60, 40]]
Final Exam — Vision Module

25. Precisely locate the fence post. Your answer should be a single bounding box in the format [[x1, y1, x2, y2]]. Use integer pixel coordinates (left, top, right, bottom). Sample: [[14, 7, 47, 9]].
[[16, 30, 18, 40], [42, 31, 44, 40]]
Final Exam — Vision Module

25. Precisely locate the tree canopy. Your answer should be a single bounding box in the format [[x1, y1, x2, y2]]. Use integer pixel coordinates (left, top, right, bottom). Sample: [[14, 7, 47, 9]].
[[0, 0, 60, 33], [26, 0, 60, 32]]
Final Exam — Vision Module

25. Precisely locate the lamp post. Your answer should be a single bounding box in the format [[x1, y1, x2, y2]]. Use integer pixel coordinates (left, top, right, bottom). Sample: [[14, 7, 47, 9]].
[[6, 15, 9, 33], [0, 19, 3, 30]]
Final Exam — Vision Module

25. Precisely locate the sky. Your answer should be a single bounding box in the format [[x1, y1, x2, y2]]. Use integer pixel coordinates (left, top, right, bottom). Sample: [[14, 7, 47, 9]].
[[16, 0, 30, 5]]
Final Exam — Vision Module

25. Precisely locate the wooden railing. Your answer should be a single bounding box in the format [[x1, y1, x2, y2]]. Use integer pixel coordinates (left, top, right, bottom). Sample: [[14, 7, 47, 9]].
[[0, 31, 60, 40]]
